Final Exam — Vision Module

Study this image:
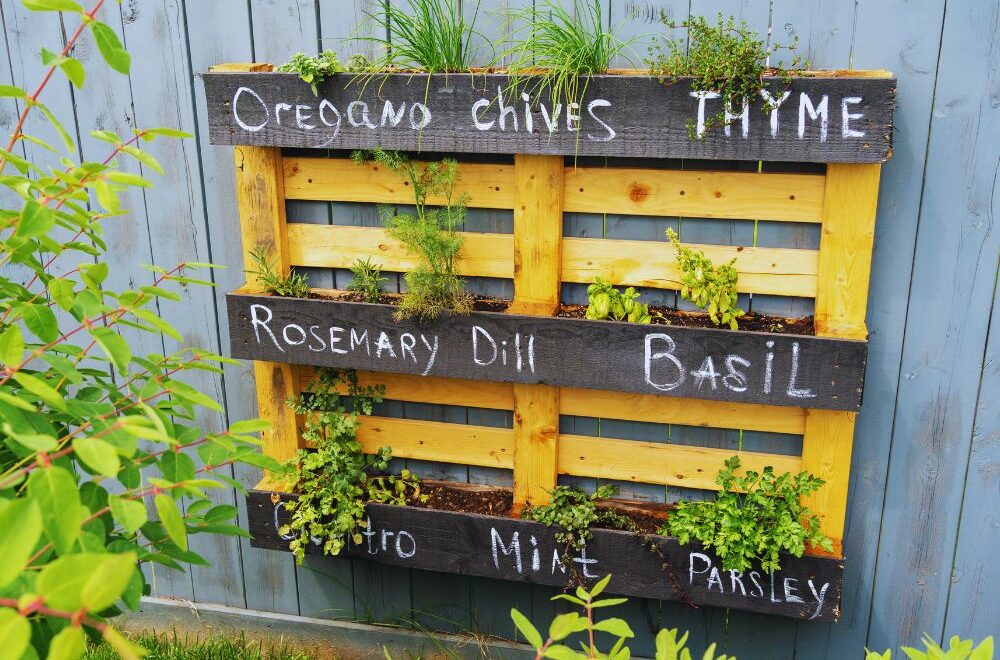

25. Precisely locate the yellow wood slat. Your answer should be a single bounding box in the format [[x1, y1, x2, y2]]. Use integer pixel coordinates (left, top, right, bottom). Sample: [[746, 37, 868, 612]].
[[513, 384, 560, 509], [815, 164, 881, 339], [209, 62, 273, 72], [558, 435, 802, 491], [348, 417, 513, 469], [563, 237, 818, 297], [288, 223, 514, 278], [297, 367, 516, 410], [283, 157, 516, 209], [511, 154, 564, 314], [559, 388, 806, 435], [564, 168, 825, 223], [800, 409, 855, 555]]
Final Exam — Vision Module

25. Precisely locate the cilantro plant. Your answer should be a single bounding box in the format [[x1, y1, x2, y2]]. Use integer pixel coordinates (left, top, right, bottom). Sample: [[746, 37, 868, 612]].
[[246, 244, 310, 298], [666, 228, 744, 330], [280, 369, 424, 562], [0, 4, 273, 658], [647, 13, 808, 139], [585, 277, 652, 323], [524, 484, 635, 559], [347, 255, 387, 303], [352, 148, 473, 320], [664, 456, 833, 573], [277, 50, 344, 95], [510, 574, 733, 660]]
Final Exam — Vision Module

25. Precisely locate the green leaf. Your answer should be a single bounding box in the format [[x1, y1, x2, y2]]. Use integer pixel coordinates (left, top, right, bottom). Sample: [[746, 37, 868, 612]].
[[37, 553, 94, 610], [593, 617, 634, 639], [0, 499, 42, 589], [20, 302, 59, 342], [549, 612, 581, 642], [109, 495, 147, 534], [103, 625, 145, 660], [543, 645, 584, 660], [0, 609, 30, 660], [90, 326, 131, 375], [590, 597, 629, 608], [511, 608, 544, 649], [90, 21, 131, 74], [121, 145, 163, 175], [14, 198, 54, 240], [13, 372, 66, 411], [590, 572, 613, 598], [94, 178, 119, 212], [168, 380, 222, 412], [105, 170, 151, 187], [73, 436, 121, 476], [34, 101, 74, 152], [0, 325, 24, 365], [27, 466, 81, 554], [81, 551, 137, 611], [0, 390, 35, 412], [155, 493, 187, 551], [49, 277, 76, 311], [143, 127, 192, 139], [140, 285, 180, 301], [48, 626, 86, 660], [159, 450, 196, 483], [0, 84, 27, 97], [229, 419, 271, 435], [58, 56, 85, 88], [22, 0, 83, 10], [4, 427, 57, 451]]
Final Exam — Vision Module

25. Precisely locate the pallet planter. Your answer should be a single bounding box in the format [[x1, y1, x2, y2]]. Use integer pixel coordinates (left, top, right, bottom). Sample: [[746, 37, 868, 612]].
[[207, 63, 894, 622]]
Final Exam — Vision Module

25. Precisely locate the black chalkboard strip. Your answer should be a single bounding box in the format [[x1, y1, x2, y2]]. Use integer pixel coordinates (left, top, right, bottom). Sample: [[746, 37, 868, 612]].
[[226, 291, 867, 411], [247, 488, 844, 622], [202, 71, 895, 164]]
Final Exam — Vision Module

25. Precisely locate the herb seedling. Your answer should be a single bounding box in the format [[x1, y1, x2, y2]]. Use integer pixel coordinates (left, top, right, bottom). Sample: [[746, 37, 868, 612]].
[[664, 455, 833, 573], [278, 50, 344, 95], [524, 484, 635, 562], [647, 13, 808, 139], [585, 277, 651, 323], [279, 369, 425, 562], [352, 148, 472, 321], [359, 0, 479, 73], [666, 228, 744, 330], [246, 244, 310, 298], [347, 255, 387, 303]]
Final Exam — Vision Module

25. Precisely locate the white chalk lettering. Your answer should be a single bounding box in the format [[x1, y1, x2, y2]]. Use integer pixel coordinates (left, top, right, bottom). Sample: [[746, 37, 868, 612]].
[[329, 326, 347, 354], [249, 304, 283, 352], [307, 325, 326, 352], [295, 104, 315, 129], [375, 331, 397, 359], [807, 580, 830, 620], [707, 567, 725, 592], [350, 328, 370, 355], [787, 342, 816, 398], [400, 333, 417, 363], [420, 335, 439, 375], [586, 99, 616, 142], [395, 531, 416, 558], [723, 355, 750, 392], [784, 577, 805, 604], [521, 93, 534, 133], [282, 323, 306, 346], [572, 546, 599, 578], [232, 86, 269, 132], [540, 103, 562, 133], [798, 93, 829, 142], [381, 100, 406, 127], [409, 102, 431, 129], [491, 528, 522, 573], [841, 96, 865, 138], [472, 98, 495, 130], [724, 100, 750, 138], [498, 87, 517, 131], [730, 570, 747, 596], [645, 333, 685, 391], [274, 102, 292, 126], [566, 102, 581, 131], [690, 356, 720, 390], [689, 552, 712, 584], [473, 326, 498, 366], [760, 89, 791, 137], [764, 340, 775, 395], [691, 90, 721, 138], [318, 99, 342, 134], [348, 100, 375, 128]]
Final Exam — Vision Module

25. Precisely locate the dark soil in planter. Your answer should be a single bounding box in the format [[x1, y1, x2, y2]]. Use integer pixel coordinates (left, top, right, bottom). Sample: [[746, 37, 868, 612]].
[[313, 291, 511, 313]]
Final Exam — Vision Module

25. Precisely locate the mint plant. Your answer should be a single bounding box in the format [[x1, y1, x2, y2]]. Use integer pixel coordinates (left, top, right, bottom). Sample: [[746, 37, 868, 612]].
[[524, 484, 635, 557], [0, 4, 273, 657], [666, 228, 744, 330], [664, 456, 833, 573], [585, 278, 652, 323]]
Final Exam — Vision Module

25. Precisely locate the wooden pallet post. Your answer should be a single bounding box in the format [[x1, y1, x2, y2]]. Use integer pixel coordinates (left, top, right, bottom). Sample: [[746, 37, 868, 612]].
[[511, 154, 564, 512], [802, 163, 882, 552], [220, 63, 302, 466]]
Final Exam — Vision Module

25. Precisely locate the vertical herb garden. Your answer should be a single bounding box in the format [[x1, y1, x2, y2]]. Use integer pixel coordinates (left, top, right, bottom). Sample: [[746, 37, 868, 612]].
[[203, 9, 895, 623]]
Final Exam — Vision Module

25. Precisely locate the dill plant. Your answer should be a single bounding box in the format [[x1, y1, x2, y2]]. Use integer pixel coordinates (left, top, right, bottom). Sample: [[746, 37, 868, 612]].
[[352, 148, 472, 321], [359, 0, 480, 72]]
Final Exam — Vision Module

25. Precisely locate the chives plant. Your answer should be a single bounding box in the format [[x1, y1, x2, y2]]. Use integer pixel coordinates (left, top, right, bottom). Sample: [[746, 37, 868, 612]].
[[360, 0, 481, 72]]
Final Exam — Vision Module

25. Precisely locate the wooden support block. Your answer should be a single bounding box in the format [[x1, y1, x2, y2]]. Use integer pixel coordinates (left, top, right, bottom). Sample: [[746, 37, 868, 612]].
[[510, 154, 564, 315], [513, 384, 560, 512], [800, 409, 856, 555], [234, 134, 299, 464]]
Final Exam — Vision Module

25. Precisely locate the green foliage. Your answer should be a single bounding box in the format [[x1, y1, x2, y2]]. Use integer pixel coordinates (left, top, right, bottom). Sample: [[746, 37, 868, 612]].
[[866, 635, 994, 660], [359, 0, 480, 73], [647, 13, 807, 139], [0, 4, 274, 657], [505, 0, 635, 108], [666, 228, 744, 329], [585, 277, 651, 323], [524, 484, 634, 557], [279, 370, 425, 563], [84, 631, 313, 659], [277, 50, 344, 95], [510, 574, 733, 660], [664, 456, 833, 573], [246, 244, 310, 298], [352, 148, 472, 320], [347, 256, 387, 303]]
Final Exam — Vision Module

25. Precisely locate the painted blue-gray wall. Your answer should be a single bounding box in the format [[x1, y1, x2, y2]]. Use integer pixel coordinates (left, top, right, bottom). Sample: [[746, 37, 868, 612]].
[[1, 1, 996, 657]]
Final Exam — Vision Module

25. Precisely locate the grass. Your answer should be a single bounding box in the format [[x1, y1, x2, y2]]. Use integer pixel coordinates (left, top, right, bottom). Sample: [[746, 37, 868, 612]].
[[359, 0, 480, 73], [85, 632, 312, 659]]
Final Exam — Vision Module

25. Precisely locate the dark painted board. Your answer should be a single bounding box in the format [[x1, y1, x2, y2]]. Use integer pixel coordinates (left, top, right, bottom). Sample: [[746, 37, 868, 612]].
[[247, 489, 844, 622], [226, 292, 867, 410], [203, 72, 895, 163]]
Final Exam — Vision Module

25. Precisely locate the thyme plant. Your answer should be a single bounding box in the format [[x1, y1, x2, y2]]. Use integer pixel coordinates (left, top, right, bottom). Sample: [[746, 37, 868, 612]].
[[352, 148, 472, 320], [664, 456, 833, 573], [279, 370, 424, 562], [585, 277, 651, 323], [246, 244, 310, 298], [667, 228, 744, 330]]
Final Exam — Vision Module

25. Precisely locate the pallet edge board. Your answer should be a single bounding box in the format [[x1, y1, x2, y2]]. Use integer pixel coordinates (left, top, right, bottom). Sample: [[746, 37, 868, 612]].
[[202, 70, 895, 163], [225, 290, 868, 411], [247, 488, 843, 622]]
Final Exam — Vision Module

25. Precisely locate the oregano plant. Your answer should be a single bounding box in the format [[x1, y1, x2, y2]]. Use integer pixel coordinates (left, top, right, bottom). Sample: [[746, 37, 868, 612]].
[[0, 3, 276, 658]]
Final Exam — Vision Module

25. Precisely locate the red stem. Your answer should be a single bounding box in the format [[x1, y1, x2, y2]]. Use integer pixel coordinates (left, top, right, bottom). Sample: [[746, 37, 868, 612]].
[[0, 596, 107, 632]]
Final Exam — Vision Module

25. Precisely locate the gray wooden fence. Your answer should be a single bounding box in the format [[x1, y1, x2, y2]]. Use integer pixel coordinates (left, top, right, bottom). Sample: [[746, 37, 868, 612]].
[[1, 1, 996, 657]]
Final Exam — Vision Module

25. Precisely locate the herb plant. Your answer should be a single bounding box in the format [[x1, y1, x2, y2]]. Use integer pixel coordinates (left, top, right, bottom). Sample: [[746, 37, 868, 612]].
[[510, 574, 734, 660], [524, 484, 634, 557], [246, 244, 310, 298], [347, 256, 387, 303], [278, 50, 344, 95], [866, 635, 994, 660], [647, 13, 807, 139], [666, 228, 744, 330], [664, 456, 833, 573], [280, 369, 424, 562], [352, 148, 473, 320], [0, 4, 275, 657], [360, 0, 480, 73], [585, 277, 652, 323]]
